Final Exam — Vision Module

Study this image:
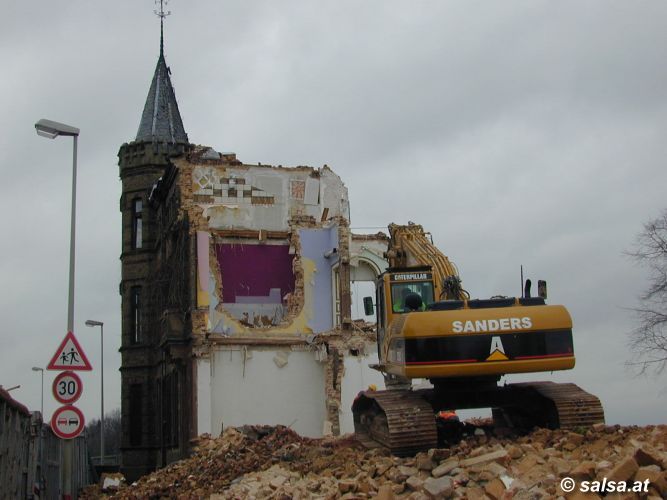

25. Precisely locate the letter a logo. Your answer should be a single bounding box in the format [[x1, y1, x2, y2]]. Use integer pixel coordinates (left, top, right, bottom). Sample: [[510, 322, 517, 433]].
[[486, 336, 509, 361]]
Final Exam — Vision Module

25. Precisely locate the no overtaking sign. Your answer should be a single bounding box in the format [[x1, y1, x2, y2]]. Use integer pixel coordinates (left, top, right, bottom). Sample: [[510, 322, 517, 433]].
[[50, 405, 85, 440]]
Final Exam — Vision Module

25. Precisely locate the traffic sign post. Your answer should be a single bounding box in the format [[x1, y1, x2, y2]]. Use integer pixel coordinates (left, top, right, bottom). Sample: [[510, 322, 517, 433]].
[[46, 330, 92, 498], [50, 405, 85, 440], [52, 371, 83, 405]]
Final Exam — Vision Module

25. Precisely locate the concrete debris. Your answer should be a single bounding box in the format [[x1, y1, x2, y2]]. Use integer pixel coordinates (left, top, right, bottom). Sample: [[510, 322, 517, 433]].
[[80, 424, 667, 499], [100, 473, 125, 492]]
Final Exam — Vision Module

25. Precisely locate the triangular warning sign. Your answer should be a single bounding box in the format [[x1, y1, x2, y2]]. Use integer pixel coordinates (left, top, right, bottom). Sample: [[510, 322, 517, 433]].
[[47, 331, 92, 371], [486, 350, 509, 362]]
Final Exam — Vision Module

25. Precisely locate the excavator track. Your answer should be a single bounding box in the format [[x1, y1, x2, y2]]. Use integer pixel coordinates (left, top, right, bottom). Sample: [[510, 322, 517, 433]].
[[352, 382, 604, 456], [352, 390, 437, 456], [508, 381, 605, 430]]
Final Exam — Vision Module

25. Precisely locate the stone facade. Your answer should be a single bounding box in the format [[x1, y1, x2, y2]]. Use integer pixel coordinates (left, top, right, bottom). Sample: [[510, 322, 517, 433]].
[[118, 140, 194, 480]]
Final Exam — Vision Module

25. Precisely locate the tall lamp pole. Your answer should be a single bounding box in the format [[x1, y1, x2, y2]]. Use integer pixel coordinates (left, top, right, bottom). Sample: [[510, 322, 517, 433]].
[[31, 367, 44, 418], [31, 367, 44, 494], [35, 119, 79, 332], [85, 320, 104, 466], [35, 118, 80, 500]]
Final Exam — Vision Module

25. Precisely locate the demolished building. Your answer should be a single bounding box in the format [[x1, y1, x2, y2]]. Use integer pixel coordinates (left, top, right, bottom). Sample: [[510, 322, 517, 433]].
[[118, 22, 389, 481]]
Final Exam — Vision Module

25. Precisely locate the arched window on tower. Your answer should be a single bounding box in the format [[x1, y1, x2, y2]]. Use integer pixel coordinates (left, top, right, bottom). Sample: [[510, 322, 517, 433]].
[[132, 198, 143, 249]]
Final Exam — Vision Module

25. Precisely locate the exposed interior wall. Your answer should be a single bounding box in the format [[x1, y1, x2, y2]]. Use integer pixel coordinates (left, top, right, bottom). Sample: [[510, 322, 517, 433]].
[[298, 227, 339, 332], [216, 242, 295, 327], [209, 347, 327, 438], [184, 154, 351, 337]]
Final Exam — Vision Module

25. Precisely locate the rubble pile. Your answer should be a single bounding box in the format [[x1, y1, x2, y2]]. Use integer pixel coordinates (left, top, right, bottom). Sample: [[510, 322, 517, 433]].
[[86, 424, 667, 499]]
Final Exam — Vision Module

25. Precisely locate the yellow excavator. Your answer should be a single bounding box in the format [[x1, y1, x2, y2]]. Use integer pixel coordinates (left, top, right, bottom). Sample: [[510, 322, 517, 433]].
[[352, 223, 604, 455]]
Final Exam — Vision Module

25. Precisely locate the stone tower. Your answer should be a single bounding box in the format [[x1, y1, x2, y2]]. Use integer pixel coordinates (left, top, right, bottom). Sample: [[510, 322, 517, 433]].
[[117, 19, 191, 480]]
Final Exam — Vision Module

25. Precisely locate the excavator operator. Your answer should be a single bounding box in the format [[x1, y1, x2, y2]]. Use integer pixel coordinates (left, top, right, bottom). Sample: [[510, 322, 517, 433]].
[[403, 292, 424, 311], [392, 286, 412, 312], [393, 286, 426, 312]]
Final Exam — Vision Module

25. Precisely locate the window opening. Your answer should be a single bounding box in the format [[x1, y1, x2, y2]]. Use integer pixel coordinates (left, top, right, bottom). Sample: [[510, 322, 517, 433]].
[[391, 281, 434, 312], [376, 282, 386, 353], [130, 286, 142, 343], [132, 198, 143, 249], [129, 384, 142, 446]]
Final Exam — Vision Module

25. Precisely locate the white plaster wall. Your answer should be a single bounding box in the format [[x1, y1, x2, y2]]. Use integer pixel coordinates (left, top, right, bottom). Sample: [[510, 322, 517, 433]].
[[339, 345, 387, 435], [319, 168, 350, 220], [210, 348, 327, 437], [206, 205, 289, 232], [196, 358, 212, 435], [194, 165, 350, 233]]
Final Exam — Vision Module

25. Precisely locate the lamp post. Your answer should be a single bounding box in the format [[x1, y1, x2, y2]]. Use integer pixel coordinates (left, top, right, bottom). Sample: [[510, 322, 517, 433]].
[[31, 367, 44, 418], [35, 119, 79, 333], [31, 367, 44, 495], [35, 118, 79, 500], [85, 320, 104, 466]]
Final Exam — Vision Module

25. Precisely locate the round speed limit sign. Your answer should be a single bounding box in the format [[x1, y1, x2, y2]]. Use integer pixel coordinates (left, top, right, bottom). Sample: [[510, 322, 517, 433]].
[[52, 371, 83, 404]]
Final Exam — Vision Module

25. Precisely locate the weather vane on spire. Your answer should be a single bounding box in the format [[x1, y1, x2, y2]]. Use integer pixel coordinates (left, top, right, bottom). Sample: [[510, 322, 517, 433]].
[[154, 0, 171, 56], [154, 0, 171, 19]]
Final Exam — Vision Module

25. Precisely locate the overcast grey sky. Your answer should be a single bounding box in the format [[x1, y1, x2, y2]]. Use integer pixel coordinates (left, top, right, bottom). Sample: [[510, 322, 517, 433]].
[[1, 1, 666, 426]]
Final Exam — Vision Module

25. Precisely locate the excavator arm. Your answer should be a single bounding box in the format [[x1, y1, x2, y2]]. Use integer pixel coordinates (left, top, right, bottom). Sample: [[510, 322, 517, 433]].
[[385, 222, 469, 300]]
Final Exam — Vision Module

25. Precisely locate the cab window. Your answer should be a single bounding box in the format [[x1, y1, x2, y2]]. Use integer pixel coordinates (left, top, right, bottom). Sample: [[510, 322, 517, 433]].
[[391, 281, 434, 313]]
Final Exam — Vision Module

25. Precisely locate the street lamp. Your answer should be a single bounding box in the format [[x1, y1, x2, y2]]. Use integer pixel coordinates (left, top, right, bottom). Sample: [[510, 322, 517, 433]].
[[31, 367, 44, 418], [34, 119, 80, 334], [85, 320, 104, 466], [35, 118, 79, 499], [31, 367, 44, 495]]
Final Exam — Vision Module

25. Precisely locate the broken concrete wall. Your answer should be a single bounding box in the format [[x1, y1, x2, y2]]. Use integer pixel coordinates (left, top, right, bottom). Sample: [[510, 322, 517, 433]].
[[184, 152, 350, 337], [191, 162, 348, 232], [205, 346, 328, 438], [339, 344, 386, 434], [173, 149, 392, 441], [196, 334, 385, 439]]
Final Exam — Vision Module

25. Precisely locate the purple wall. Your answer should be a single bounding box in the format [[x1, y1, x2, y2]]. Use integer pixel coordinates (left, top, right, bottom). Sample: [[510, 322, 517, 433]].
[[215, 244, 295, 303]]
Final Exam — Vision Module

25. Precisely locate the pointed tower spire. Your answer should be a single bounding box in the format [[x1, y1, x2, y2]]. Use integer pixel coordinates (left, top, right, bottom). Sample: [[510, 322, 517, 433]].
[[136, 1, 188, 144]]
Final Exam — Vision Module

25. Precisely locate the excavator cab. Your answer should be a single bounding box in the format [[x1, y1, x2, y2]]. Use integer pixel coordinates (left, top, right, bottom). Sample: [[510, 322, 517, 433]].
[[369, 266, 437, 366], [390, 275, 434, 312]]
